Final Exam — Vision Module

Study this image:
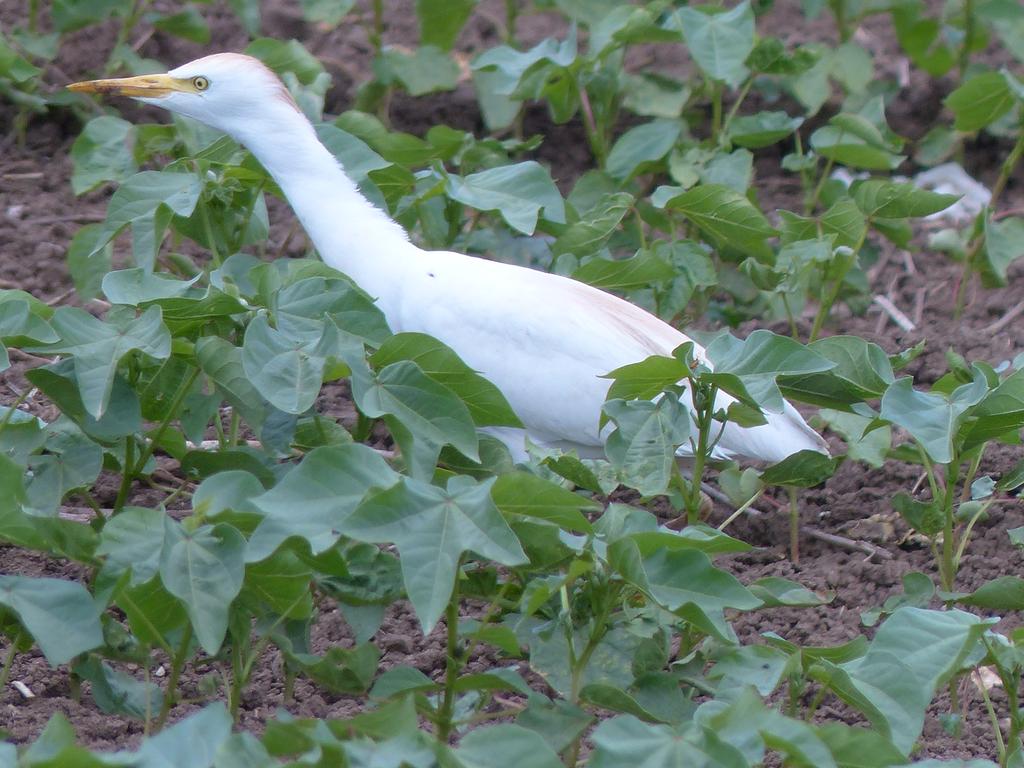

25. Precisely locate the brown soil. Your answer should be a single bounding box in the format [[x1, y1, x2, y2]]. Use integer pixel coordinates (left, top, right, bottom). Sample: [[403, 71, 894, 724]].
[[1, 0, 1022, 759]]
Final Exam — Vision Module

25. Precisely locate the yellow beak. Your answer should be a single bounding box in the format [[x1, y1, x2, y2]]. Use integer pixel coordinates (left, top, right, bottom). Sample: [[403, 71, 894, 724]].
[[67, 73, 182, 99]]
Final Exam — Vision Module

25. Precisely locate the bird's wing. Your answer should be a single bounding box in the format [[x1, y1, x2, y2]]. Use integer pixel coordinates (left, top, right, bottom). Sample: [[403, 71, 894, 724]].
[[387, 250, 826, 462]]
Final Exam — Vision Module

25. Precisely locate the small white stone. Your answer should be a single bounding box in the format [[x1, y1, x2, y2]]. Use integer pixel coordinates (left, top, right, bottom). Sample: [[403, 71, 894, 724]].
[[11, 680, 34, 699]]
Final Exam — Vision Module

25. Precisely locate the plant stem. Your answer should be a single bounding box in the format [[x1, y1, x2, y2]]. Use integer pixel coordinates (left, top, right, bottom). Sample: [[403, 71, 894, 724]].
[[716, 489, 765, 531], [229, 634, 246, 722], [227, 408, 240, 448], [0, 630, 22, 691], [781, 293, 800, 339], [830, 0, 850, 42], [805, 155, 835, 215], [940, 462, 960, 592], [504, 0, 519, 44], [978, 667, 1007, 762], [955, 127, 1024, 316], [565, 589, 615, 767], [722, 78, 753, 139], [686, 383, 718, 524], [113, 436, 136, 513], [437, 576, 463, 743], [958, 0, 975, 78], [710, 80, 723, 144], [1004, 666, 1022, 765], [953, 500, 990, 574], [0, 388, 32, 438], [789, 486, 801, 564], [809, 227, 867, 342], [199, 203, 222, 268], [156, 624, 192, 731], [804, 682, 829, 721], [370, 0, 385, 55], [578, 85, 607, 168], [134, 367, 201, 476]]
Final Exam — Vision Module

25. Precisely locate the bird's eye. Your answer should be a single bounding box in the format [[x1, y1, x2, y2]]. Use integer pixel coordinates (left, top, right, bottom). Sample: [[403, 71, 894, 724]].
[[192, 76, 209, 91]]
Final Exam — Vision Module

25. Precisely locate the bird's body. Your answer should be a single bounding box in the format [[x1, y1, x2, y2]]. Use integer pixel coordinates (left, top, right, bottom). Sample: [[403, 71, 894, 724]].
[[69, 53, 827, 464]]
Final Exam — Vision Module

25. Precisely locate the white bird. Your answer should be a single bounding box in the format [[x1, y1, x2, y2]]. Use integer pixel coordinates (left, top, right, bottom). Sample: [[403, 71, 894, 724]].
[[69, 53, 827, 464]]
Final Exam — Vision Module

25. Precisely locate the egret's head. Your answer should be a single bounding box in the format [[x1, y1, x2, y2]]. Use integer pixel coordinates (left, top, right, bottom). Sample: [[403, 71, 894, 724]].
[[68, 53, 301, 138]]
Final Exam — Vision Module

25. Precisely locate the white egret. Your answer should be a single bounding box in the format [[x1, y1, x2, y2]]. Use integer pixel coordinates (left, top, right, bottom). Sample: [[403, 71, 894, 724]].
[[69, 53, 827, 464]]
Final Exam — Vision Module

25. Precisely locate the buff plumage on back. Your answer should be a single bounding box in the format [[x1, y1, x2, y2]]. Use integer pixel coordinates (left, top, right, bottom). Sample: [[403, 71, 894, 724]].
[[67, 53, 828, 465]]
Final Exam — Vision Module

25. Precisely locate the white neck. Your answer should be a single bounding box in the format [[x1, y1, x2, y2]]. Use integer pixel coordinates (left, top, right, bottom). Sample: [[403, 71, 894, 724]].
[[233, 109, 416, 306]]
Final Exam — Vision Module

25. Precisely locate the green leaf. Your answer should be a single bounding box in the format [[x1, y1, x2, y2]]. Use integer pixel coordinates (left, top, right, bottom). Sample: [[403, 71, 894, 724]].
[[958, 576, 1024, 610], [825, 607, 992, 755], [248, 444, 398, 561], [710, 645, 790, 695], [151, 7, 210, 43], [707, 330, 835, 413], [606, 120, 681, 181], [962, 369, 1024, 448], [416, 0, 476, 50], [67, 223, 113, 301], [815, 723, 908, 767], [281, 643, 380, 694], [603, 397, 691, 496], [242, 314, 327, 415], [245, 38, 325, 85], [26, 363, 141, 443], [0, 299, 57, 346], [315, 124, 391, 186], [819, 409, 891, 467], [93, 170, 202, 269], [982, 215, 1024, 286], [274, 276, 390, 347], [490, 472, 596, 532], [299, 0, 355, 25], [553, 191, 635, 258], [572, 248, 676, 292], [892, 1, 956, 76], [372, 333, 521, 428], [341, 476, 527, 632], [760, 450, 839, 487], [779, 199, 867, 250], [97, 506, 166, 585], [946, 72, 1016, 131], [621, 73, 689, 119], [880, 373, 988, 464], [727, 111, 803, 149], [351, 359, 480, 473], [379, 45, 459, 96], [40, 306, 171, 419], [851, 180, 959, 219], [0, 576, 103, 665], [133, 703, 233, 766], [73, 656, 162, 719], [195, 337, 271, 434], [444, 161, 566, 234], [810, 121, 904, 171], [457, 724, 563, 768], [674, 2, 755, 87], [24, 426, 102, 515], [749, 576, 829, 607], [590, 715, 748, 767], [611, 542, 757, 642], [159, 519, 246, 655], [102, 268, 198, 305], [657, 184, 776, 256], [70, 116, 137, 195]]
